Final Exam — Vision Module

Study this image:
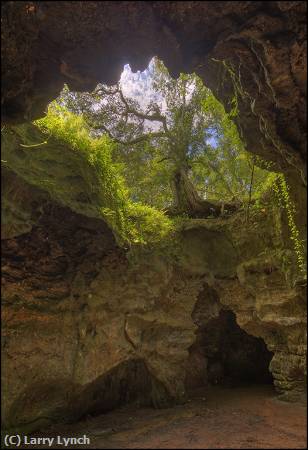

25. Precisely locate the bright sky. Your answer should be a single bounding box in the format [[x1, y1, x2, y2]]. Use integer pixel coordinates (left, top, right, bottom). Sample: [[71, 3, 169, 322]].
[[119, 59, 218, 147], [120, 61, 161, 108], [119, 61, 166, 131], [120, 64, 152, 101]]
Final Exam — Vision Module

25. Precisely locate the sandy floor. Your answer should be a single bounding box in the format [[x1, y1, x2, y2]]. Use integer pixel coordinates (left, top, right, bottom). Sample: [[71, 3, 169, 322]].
[[20, 385, 307, 449]]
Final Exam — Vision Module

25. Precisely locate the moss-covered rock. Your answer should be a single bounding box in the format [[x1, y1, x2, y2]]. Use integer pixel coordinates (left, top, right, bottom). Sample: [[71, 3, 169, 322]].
[[2, 195, 306, 432], [2, 123, 116, 222], [1, 111, 306, 433]]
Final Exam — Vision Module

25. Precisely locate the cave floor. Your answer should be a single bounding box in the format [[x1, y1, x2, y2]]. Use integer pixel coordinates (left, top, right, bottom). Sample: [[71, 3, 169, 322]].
[[28, 385, 306, 449]]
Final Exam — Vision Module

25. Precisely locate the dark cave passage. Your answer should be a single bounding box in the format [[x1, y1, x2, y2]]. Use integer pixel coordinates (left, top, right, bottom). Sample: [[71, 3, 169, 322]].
[[77, 310, 274, 422], [186, 309, 274, 390]]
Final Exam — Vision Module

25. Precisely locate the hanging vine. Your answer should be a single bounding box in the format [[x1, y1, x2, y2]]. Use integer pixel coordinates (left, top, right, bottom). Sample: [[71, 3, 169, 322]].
[[272, 174, 306, 278], [246, 156, 255, 223]]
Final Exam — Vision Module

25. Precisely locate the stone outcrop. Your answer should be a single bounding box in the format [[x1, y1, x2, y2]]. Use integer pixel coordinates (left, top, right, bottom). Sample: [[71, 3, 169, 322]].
[[2, 187, 306, 432], [216, 232, 307, 400], [181, 212, 306, 401], [1, 203, 202, 431], [1, 0, 306, 435], [1, 121, 306, 431], [1, 1, 307, 187], [1, 123, 108, 239]]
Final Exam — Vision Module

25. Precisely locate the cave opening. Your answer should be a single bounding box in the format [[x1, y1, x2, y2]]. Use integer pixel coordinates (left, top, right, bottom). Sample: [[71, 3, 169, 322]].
[[2, 3, 307, 446], [186, 308, 274, 391], [42, 55, 275, 224]]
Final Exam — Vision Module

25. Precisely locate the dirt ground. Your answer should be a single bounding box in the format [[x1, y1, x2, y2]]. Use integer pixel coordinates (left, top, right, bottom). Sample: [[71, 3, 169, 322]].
[[18, 385, 307, 449]]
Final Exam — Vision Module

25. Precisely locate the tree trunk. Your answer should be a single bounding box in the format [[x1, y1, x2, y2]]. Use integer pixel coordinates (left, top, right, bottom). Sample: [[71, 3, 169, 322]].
[[170, 167, 238, 218], [171, 168, 202, 213]]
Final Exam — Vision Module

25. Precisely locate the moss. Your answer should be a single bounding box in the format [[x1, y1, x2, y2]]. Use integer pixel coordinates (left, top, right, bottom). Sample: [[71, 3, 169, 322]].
[[2, 123, 114, 220], [2, 107, 176, 246], [3, 105, 305, 283], [126, 202, 175, 244], [35, 106, 130, 240]]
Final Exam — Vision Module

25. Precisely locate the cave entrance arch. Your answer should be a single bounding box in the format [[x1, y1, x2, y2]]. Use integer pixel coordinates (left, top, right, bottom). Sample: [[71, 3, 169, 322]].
[[186, 299, 274, 391], [2, 1, 306, 189]]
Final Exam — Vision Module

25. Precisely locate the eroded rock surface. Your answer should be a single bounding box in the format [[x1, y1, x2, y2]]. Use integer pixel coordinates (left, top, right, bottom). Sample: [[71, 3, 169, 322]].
[[1, 192, 306, 432], [2, 204, 202, 431], [1, 1, 307, 186], [1, 0, 307, 434]]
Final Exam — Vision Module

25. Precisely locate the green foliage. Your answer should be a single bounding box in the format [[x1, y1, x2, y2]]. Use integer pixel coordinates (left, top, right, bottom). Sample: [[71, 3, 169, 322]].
[[57, 61, 216, 210], [34, 104, 174, 245], [57, 59, 274, 211], [252, 171, 277, 202], [113, 140, 173, 209], [245, 168, 306, 279], [35, 104, 129, 239], [272, 174, 306, 277], [197, 91, 271, 203], [37, 59, 279, 247], [212, 58, 248, 118], [127, 202, 175, 244]]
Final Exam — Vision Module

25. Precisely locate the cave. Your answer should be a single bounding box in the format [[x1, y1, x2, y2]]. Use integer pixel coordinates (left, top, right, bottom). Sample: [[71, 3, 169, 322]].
[[186, 309, 274, 391], [1, 2, 307, 448]]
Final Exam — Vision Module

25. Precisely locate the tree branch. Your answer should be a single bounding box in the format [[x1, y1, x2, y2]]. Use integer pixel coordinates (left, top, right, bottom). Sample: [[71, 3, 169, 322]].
[[157, 156, 172, 163], [117, 86, 170, 134], [94, 86, 119, 96], [95, 123, 166, 145], [93, 84, 171, 136], [198, 156, 235, 197]]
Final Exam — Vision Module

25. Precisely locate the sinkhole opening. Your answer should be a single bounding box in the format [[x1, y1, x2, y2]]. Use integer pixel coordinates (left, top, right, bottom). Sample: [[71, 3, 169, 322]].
[[28, 55, 276, 247], [186, 309, 274, 391]]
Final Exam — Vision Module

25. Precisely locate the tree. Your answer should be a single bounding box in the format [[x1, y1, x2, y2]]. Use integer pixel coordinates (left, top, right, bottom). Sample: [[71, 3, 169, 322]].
[[58, 59, 226, 216], [56, 58, 270, 217]]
